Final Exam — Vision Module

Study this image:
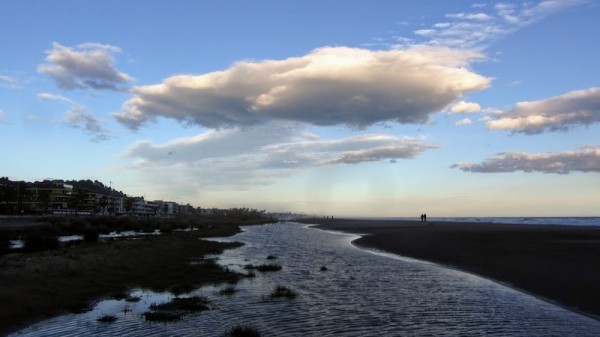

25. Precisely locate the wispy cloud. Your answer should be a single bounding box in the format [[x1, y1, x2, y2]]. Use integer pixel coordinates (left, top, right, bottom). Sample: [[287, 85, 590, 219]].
[[114, 46, 489, 130], [452, 146, 600, 174], [37, 93, 111, 142], [486, 87, 600, 134], [122, 123, 438, 190], [0, 75, 21, 89], [407, 0, 587, 49], [38, 42, 134, 91]]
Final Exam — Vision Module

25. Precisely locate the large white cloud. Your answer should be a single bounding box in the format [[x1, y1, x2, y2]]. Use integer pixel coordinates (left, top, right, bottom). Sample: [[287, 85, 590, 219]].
[[38, 42, 134, 91], [123, 123, 438, 189], [486, 87, 600, 134], [114, 46, 489, 130], [451, 146, 600, 174]]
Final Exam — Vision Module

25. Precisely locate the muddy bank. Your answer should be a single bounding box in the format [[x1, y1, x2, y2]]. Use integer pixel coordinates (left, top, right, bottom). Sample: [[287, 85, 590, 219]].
[[0, 222, 244, 335]]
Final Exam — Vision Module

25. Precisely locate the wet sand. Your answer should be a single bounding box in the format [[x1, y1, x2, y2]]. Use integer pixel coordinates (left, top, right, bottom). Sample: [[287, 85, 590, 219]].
[[296, 218, 600, 319]]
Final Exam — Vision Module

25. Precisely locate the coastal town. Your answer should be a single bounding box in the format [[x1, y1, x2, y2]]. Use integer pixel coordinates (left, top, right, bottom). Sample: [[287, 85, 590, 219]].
[[0, 177, 201, 217], [0, 177, 297, 219]]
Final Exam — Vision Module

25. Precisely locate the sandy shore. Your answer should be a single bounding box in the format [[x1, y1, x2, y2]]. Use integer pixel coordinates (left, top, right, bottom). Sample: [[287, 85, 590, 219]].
[[296, 218, 600, 319]]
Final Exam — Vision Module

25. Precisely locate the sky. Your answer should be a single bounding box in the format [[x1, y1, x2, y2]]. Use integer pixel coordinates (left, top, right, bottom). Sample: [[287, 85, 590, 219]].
[[1, 0, 599, 217]]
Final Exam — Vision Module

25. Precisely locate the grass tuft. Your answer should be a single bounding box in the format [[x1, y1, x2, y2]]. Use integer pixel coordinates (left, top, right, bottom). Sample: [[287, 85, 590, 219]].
[[228, 325, 261, 337], [125, 296, 141, 303], [270, 285, 298, 299], [219, 286, 237, 296], [257, 264, 281, 272], [142, 311, 182, 322], [97, 314, 117, 323], [150, 296, 211, 313]]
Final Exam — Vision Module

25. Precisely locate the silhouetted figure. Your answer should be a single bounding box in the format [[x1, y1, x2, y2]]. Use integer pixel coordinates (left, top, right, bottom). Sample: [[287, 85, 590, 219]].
[[420, 214, 424, 222], [424, 213, 427, 222]]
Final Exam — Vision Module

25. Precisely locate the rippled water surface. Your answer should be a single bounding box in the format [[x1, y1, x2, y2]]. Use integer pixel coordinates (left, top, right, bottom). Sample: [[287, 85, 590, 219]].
[[13, 222, 600, 336]]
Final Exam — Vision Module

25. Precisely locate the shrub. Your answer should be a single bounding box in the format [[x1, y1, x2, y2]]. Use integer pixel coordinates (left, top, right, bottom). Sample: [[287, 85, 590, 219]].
[[23, 230, 58, 252], [159, 224, 173, 234], [83, 227, 99, 243], [0, 231, 10, 251]]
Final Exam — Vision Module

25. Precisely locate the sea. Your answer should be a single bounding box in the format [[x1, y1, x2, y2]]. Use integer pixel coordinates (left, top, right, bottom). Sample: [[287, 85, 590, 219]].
[[11, 221, 600, 336], [358, 216, 600, 227]]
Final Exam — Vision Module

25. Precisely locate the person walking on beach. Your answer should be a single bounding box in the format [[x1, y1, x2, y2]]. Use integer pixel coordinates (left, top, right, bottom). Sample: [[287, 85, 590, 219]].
[[420, 214, 424, 222], [424, 213, 427, 222]]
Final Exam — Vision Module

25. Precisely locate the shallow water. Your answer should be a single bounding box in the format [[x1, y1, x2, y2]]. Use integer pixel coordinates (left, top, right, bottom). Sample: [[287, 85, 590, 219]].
[[12, 222, 600, 336]]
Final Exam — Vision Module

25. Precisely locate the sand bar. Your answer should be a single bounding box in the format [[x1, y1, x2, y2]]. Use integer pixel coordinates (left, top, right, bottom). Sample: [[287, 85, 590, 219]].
[[296, 218, 600, 319]]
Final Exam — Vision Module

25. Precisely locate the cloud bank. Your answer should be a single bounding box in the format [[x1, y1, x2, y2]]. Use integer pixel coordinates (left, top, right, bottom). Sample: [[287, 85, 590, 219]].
[[452, 146, 600, 174], [123, 123, 438, 188], [114, 46, 489, 130], [487, 87, 600, 134], [38, 42, 133, 91]]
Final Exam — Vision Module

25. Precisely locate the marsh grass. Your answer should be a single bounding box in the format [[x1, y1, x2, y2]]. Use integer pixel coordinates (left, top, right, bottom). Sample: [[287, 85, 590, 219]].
[[150, 296, 211, 313], [142, 311, 182, 322], [143, 296, 211, 323], [257, 264, 282, 272], [23, 230, 58, 252], [97, 314, 117, 323], [219, 286, 237, 296], [270, 285, 298, 299], [125, 295, 142, 303], [112, 292, 129, 300], [228, 325, 261, 337], [0, 223, 244, 335], [244, 263, 282, 272]]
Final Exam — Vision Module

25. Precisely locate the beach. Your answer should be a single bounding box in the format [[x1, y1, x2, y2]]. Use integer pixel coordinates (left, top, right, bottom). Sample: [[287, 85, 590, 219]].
[[297, 218, 600, 319]]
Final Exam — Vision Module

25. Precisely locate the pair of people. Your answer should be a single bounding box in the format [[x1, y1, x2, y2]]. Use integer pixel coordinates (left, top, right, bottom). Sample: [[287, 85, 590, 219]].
[[420, 213, 427, 222]]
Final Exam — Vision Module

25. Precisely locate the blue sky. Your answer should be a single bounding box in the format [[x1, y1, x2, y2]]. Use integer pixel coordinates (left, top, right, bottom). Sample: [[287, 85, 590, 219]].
[[1, 0, 599, 217]]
